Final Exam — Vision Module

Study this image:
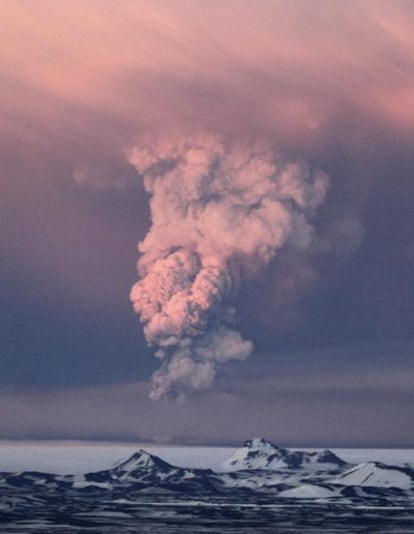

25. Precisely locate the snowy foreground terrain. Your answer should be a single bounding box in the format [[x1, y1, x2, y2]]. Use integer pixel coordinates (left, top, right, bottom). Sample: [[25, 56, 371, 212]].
[[0, 439, 413, 533]]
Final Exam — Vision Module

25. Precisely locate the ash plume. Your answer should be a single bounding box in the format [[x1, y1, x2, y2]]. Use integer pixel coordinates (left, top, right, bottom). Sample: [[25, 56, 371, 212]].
[[128, 133, 329, 400]]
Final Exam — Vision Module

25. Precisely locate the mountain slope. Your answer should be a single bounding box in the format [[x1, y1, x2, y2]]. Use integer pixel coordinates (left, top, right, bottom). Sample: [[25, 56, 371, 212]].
[[216, 438, 346, 472], [330, 462, 414, 490], [78, 449, 218, 494], [0, 440, 412, 506]]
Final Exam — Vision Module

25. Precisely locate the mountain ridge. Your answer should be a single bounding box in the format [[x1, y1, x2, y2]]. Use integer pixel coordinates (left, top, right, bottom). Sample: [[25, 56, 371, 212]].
[[216, 437, 347, 472], [0, 438, 412, 504]]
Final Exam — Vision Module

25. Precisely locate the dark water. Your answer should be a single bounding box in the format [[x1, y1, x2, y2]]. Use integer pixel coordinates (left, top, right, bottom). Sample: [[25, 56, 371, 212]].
[[1, 498, 414, 533]]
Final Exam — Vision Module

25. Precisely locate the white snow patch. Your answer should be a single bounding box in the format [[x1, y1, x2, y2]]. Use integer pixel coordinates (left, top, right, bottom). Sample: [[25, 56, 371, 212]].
[[330, 462, 412, 489], [279, 484, 337, 499]]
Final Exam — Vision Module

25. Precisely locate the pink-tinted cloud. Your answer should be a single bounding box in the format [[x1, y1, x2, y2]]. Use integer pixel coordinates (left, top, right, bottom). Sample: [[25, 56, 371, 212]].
[[2, 0, 414, 147], [128, 133, 328, 398]]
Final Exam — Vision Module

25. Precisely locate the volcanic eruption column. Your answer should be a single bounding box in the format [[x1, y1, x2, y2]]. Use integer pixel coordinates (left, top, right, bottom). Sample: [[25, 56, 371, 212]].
[[128, 134, 329, 400]]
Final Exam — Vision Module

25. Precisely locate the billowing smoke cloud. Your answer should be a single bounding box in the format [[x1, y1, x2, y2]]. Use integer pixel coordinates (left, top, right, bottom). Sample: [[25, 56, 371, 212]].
[[128, 133, 329, 399]]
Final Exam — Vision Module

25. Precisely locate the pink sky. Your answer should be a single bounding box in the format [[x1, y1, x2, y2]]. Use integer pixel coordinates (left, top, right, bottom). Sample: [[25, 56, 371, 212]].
[[2, 0, 414, 151]]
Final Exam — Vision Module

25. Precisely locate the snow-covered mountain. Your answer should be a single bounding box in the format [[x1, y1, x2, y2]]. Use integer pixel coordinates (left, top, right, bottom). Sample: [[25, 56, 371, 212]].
[[0, 439, 413, 505], [1, 441, 413, 531], [108, 449, 182, 482], [72, 449, 218, 494], [216, 438, 346, 472], [111, 449, 171, 473], [329, 461, 414, 490]]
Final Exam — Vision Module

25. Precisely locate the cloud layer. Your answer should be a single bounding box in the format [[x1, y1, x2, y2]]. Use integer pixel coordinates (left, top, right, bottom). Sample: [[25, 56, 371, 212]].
[[1, 342, 413, 446], [3, 0, 414, 148]]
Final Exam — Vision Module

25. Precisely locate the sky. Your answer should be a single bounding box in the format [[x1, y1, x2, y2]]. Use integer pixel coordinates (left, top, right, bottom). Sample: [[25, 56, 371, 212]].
[[1, 0, 414, 446]]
